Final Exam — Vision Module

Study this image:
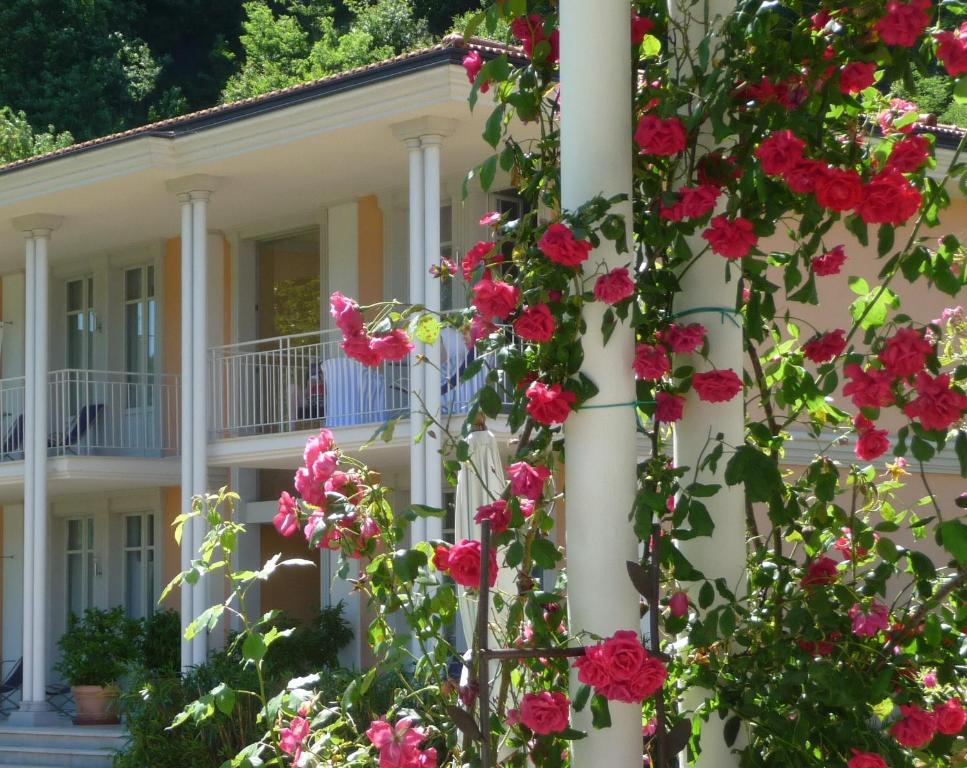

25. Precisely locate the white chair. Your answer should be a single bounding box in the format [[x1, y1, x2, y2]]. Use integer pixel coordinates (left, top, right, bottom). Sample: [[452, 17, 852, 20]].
[[323, 357, 388, 427]]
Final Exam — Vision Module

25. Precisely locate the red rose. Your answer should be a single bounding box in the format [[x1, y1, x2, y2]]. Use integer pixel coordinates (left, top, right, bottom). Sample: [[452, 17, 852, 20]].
[[474, 500, 511, 534], [514, 304, 556, 343], [518, 692, 569, 735], [634, 115, 687, 156], [783, 157, 825, 194], [633, 343, 670, 381], [886, 135, 931, 173], [843, 364, 896, 409], [801, 555, 838, 587], [462, 50, 488, 93], [811, 245, 847, 276], [692, 369, 742, 403], [274, 492, 300, 537], [539, 223, 592, 267], [659, 323, 705, 354], [593, 267, 635, 305], [847, 750, 887, 768], [802, 329, 846, 364], [679, 185, 720, 218], [702, 216, 758, 260], [755, 130, 806, 175], [814, 166, 863, 212], [370, 329, 414, 362], [878, 98, 920, 135], [859, 170, 922, 225], [330, 291, 364, 337], [854, 417, 890, 461], [890, 703, 937, 748], [510, 14, 559, 64], [875, 0, 931, 47], [669, 591, 688, 618], [879, 328, 932, 379], [904, 372, 967, 432], [472, 275, 519, 320], [440, 539, 498, 589], [839, 62, 877, 94], [655, 391, 685, 422], [341, 332, 381, 367], [631, 12, 654, 45], [462, 241, 497, 280], [575, 631, 667, 704], [934, 698, 966, 736], [525, 381, 576, 425], [507, 461, 551, 501], [936, 24, 967, 76]]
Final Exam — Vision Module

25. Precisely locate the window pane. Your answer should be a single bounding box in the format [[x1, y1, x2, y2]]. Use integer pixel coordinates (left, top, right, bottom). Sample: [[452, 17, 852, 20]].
[[146, 298, 157, 377], [126, 515, 142, 548], [440, 205, 452, 244], [67, 315, 84, 369], [67, 519, 82, 551], [125, 268, 142, 301], [146, 265, 155, 298], [86, 552, 95, 608], [147, 514, 154, 546], [146, 548, 155, 617], [86, 518, 94, 549], [67, 553, 83, 618], [125, 304, 142, 374], [125, 550, 143, 618], [67, 280, 82, 313]]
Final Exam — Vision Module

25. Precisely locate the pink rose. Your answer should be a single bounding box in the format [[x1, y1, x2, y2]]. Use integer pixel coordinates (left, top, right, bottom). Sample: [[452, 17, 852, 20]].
[[811, 245, 846, 276], [330, 291, 364, 337], [848, 600, 889, 637], [539, 223, 592, 267], [659, 323, 705, 354], [904, 372, 967, 432], [843, 364, 895, 409], [518, 691, 570, 735], [692, 369, 742, 403], [304, 429, 335, 466], [342, 332, 381, 367], [801, 555, 838, 588], [514, 304, 556, 343], [463, 50, 489, 93], [593, 267, 635, 305], [847, 750, 887, 768], [934, 698, 966, 736], [669, 591, 689, 618], [633, 343, 671, 381], [475, 500, 511, 534], [479, 211, 501, 227], [469, 315, 497, 344], [802, 329, 846, 364], [508, 461, 551, 501], [274, 492, 300, 537], [875, 0, 931, 47], [510, 14, 559, 64], [855, 418, 890, 461], [702, 216, 758, 260], [634, 115, 687, 156], [878, 98, 920, 135], [280, 715, 310, 759], [814, 166, 863, 212], [574, 630, 667, 704], [839, 61, 877, 94], [886, 134, 931, 173], [890, 703, 937, 748], [755, 130, 806, 175], [310, 450, 338, 484], [879, 328, 932, 379], [937, 23, 967, 76], [366, 718, 435, 768], [440, 539, 498, 589], [462, 240, 497, 280], [859, 169, 922, 226], [294, 466, 325, 507], [472, 275, 519, 320], [655, 391, 685, 423], [525, 381, 577, 425], [370, 329, 414, 362]]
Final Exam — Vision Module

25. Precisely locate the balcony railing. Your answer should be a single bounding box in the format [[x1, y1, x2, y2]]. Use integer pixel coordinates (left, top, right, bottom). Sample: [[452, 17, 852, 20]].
[[0, 369, 180, 462], [208, 326, 507, 440]]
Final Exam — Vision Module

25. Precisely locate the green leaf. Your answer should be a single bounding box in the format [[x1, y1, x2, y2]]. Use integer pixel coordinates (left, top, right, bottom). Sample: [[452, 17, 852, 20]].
[[955, 430, 967, 476], [590, 694, 611, 729], [572, 684, 592, 712], [482, 105, 505, 149], [849, 286, 898, 330], [847, 276, 869, 295], [531, 538, 561, 569], [954, 75, 967, 105], [479, 385, 502, 418], [641, 34, 661, 58], [480, 155, 497, 191], [212, 683, 236, 716], [414, 314, 441, 344], [724, 445, 783, 503], [392, 548, 427, 582], [699, 581, 715, 609], [723, 716, 741, 748], [937, 520, 967, 565], [876, 225, 895, 257], [242, 632, 267, 663]]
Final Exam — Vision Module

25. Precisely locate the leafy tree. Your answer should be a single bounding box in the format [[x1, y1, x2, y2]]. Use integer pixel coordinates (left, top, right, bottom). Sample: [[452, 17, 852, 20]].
[[0, 106, 72, 165]]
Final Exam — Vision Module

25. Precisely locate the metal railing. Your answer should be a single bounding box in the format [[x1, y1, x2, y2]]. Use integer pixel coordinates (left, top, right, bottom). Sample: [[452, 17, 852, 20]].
[[208, 325, 511, 440], [0, 370, 180, 462]]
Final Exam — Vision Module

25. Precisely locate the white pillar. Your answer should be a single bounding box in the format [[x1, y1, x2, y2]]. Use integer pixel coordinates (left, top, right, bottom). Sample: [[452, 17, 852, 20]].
[[405, 137, 427, 543], [190, 190, 210, 667], [422, 134, 443, 541], [178, 192, 194, 671], [668, 2, 745, 765], [11, 214, 62, 725], [560, 2, 640, 766]]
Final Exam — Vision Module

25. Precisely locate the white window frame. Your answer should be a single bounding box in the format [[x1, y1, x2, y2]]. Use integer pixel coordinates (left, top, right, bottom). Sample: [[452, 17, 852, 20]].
[[65, 516, 95, 620], [66, 275, 95, 370], [122, 512, 157, 620], [123, 264, 157, 407]]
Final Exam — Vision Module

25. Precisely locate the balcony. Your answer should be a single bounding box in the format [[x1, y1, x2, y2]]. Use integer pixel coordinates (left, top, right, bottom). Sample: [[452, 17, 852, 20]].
[[208, 327, 501, 441], [0, 370, 180, 462]]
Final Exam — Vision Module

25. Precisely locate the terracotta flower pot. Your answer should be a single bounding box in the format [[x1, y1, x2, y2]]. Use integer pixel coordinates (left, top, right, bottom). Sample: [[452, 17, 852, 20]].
[[71, 684, 120, 725]]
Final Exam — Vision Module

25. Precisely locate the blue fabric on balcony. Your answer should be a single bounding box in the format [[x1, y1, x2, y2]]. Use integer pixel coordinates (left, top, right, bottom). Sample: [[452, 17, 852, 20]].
[[322, 358, 387, 427]]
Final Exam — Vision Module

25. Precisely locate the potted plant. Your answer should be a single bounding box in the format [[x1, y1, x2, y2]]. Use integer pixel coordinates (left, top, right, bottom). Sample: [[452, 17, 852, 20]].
[[55, 607, 142, 724]]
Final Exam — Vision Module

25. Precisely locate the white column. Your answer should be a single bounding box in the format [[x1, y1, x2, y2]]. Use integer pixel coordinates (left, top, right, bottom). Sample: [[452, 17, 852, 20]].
[[422, 134, 443, 541], [405, 137, 427, 543], [190, 191, 210, 667], [178, 192, 195, 671], [669, 2, 745, 765], [20, 236, 35, 707], [560, 2, 640, 767]]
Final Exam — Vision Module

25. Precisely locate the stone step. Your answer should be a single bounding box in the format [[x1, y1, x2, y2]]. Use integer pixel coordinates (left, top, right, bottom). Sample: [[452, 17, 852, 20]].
[[0, 724, 124, 768]]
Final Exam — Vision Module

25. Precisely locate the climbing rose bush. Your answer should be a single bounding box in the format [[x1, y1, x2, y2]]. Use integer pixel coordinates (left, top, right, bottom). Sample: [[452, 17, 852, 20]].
[[170, 2, 967, 768]]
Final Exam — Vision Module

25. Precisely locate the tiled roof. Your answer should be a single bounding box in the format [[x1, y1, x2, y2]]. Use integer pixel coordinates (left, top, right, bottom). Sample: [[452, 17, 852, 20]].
[[0, 36, 520, 175]]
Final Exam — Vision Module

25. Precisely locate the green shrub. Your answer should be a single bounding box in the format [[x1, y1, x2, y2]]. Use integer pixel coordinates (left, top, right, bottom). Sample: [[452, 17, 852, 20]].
[[139, 609, 180, 676], [55, 607, 142, 686]]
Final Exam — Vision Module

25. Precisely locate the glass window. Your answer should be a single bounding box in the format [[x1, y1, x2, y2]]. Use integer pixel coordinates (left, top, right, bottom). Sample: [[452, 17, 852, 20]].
[[66, 517, 95, 620], [123, 512, 156, 620], [256, 230, 321, 339], [66, 276, 94, 370], [125, 266, 157, 405]]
